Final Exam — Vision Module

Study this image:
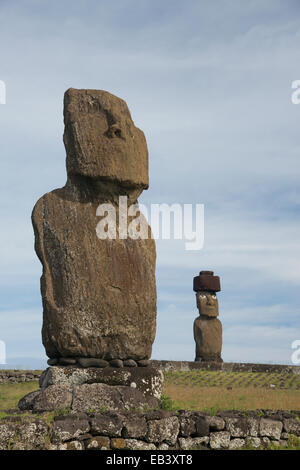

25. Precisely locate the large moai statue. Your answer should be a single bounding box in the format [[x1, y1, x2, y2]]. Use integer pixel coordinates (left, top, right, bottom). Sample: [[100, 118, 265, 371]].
[[32, 88, 156, 364], [19, 89, 163, 413], [193, 271, 223, 362]]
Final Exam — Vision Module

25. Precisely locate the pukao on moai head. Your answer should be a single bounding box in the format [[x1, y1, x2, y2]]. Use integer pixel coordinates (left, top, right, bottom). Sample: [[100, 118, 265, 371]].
[[193, 271, 223, 362]]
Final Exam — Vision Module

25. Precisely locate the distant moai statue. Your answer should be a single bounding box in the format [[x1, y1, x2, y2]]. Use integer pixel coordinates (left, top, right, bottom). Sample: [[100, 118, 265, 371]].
[[193, 271, 223, 362]]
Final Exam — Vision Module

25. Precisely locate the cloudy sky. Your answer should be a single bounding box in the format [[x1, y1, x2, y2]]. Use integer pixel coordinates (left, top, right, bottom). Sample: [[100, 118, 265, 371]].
[[0, 0, 300, 369]]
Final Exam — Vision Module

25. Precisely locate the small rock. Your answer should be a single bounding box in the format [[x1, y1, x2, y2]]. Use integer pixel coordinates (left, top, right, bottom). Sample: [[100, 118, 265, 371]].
[[261, 437, 270, 447], [225, 417, 248, 438], [59, 358, 77, 365], [78, 358, 109, 368], [283, 418, 300, 436], [122, 415, 147, 439], [138, 360, 150, 367], [18, 390, 41, 411], [194, 416, 209, 437], [209, 431, 231, 449], [124, 359, 138, 367], [247, 417, 259, 437], [86, 436, 110, 450], [157, 443, 169, 450], [204, 416, 225, 431], [47, 358, 58, 365], [179, 437, 209, 450], [228, 438, 245, 450], [125, 439, 156, 450], [0, 423, 17, 450], [51, 418, 90, 443], [90, 412, 124, 436], [65, 441, 84, 450], [179, 412, 196, 437], [109, 359, 124, 368], [111, 438, 126, 449], [245, 437, 261, 448], [146, 416, 179, 446], [259, 419, 283, 440]]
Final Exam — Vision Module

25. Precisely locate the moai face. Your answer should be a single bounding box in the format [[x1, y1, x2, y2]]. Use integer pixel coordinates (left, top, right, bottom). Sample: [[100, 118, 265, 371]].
[[63, 88, 149, 192], [196, 291, 219, 317]]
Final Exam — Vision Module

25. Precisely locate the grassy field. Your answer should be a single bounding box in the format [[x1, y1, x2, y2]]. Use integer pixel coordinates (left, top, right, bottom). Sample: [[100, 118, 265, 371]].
[[0, 381, 39, 415], [163, 370, 300, 413]]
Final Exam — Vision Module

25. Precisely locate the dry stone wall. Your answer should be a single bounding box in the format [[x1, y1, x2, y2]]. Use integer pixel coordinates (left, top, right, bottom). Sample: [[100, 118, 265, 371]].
[[150, 360, 300, 374], [0, 409, 299, 450], [0, 370, 41, 384]]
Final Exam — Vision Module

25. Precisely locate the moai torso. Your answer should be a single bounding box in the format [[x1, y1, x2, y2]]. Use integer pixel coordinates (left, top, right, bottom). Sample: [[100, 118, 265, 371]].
[[32, 89, 157, 361], [193, 271, 223, 362]]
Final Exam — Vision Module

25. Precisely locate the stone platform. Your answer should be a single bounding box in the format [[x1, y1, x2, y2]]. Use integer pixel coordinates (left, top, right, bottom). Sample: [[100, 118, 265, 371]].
[[150, 360, 300, 374], [18, 366, 164, 413]]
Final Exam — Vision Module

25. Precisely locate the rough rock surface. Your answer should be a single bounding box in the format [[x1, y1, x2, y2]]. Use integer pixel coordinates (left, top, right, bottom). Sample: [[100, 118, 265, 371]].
[[179, 437, 209, 450], [18, 390, 41, 411], [259, 418, 283, 441], [209, 431, 231, 449], [146, 416, 180, 445], [39, 366, 163, 399], [32, 88, 156, 361], [51, 416, 90, 443], [19, 384, 73, 412], [72, 383, 159, 413], [63, 88, 149, 191], [193, 316, 222, 362]]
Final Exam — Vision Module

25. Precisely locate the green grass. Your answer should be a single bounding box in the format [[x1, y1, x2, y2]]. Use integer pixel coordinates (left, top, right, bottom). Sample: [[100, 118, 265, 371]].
[[0, 381, 40, 411], [163, 370, 300, 412], [164, 370, 300, 389]]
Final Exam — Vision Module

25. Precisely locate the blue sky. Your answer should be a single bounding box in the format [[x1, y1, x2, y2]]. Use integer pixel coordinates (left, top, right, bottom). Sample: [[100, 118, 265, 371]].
[[0, 0, 300, 368]]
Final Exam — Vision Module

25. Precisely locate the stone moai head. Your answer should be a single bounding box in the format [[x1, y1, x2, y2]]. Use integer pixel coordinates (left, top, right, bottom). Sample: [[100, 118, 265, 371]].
[[63, 88, 149, 197], [193, 271, 221, 317]]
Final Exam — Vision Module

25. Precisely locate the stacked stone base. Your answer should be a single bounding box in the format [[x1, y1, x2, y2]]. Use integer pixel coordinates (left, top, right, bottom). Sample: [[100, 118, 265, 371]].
[[18, 366, 163, 414], [1, 410, 300, 450]]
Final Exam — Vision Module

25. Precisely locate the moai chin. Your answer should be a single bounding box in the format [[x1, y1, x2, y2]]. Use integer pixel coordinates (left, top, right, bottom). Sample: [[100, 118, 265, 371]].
[[193, 271, 223, 362], [32, 88, 157, 364]]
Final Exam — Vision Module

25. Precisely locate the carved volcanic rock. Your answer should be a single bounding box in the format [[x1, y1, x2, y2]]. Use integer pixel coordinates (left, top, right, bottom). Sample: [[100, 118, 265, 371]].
[[39, 366, 164, 399], [193, 317, 222, 362], [64, 88, 149, 193], [32, 89, 157, 361]]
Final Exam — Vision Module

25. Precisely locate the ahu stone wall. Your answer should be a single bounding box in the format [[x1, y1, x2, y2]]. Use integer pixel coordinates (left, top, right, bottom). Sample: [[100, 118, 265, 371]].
[[0, 370, 41, 384], [0, 409, 300, 450]]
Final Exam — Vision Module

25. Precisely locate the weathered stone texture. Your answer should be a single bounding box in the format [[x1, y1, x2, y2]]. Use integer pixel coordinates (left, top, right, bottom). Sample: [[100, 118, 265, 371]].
[[71, 383, 158, 413], [63, 88, 149, 191], [40, 366, 163, 399], [32, 88, 156, 362], [193, 316, 222, 361]]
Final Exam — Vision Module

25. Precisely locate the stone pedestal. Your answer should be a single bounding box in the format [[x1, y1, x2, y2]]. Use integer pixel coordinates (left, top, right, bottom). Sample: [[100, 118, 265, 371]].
[[19, 366, 164, 413]]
